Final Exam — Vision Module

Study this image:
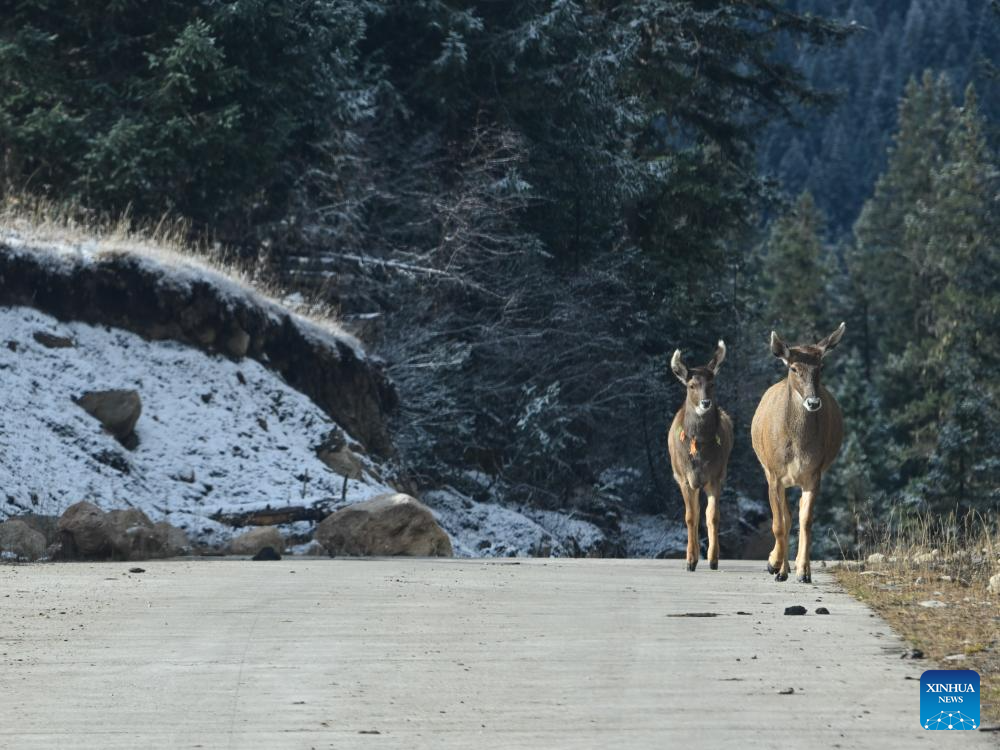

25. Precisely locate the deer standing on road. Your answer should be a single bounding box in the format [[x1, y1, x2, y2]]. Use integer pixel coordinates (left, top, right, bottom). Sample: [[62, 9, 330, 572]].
[[751, 323, 845, 583], [667, 341, 734, 571]]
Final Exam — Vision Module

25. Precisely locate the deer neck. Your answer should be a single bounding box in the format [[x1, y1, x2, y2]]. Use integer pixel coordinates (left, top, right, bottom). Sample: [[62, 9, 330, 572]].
[[683, 402, 718, 441], [783, 378, 820, 437]]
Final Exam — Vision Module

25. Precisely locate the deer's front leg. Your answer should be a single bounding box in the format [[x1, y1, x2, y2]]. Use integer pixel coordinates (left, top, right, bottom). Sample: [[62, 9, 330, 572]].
[[705, 482, 721, 570], [766, 479, 789, 581], [796, 484, 818, 583], [683, 483, 701, 571]]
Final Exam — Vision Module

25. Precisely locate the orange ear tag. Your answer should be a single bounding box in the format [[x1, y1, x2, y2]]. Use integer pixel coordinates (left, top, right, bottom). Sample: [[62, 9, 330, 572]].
[[678, 429, 686, 442], [688, 438, 698, 456]]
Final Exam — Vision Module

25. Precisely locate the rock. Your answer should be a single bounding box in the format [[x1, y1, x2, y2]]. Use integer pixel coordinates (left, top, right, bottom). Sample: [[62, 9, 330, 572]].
[[129, 567, 146, 574], [831, 560, 864, 571], [942, 653, 967, 662], [252, 546, 282, 561], [301, 540, 326, 556], [57, 501, 115, 558], [901, 649, 924, 659], [228, 526, 284, 556], [988, 573, 1000, 595], [913, 549, 940, 565], [778, 687, 795, 695], [224, 326, 250, 358], [33, 331, 75, 348], [152, 521, 191, 556], [783, 605, 808, 616], [315, 493, 453, 557], [866, 552, 886, 564], [12, 514, 60, 546], [815, 607, 830, 615], [0, 520, 47, 560], [106, 508, 154, 556], [56, 503, 189, 560], [918, 599, 948, 608], [75, 389, 142, 445], [317, 445, 365, 480]]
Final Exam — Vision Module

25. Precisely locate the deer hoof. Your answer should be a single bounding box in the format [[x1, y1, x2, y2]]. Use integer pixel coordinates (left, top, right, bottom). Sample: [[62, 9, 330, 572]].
[[766, 562, 778, 575], [797, 574, 812, 584], [709, 561, 718, 570], [774, 571, 788, 582], [687, 561, 697, 572]]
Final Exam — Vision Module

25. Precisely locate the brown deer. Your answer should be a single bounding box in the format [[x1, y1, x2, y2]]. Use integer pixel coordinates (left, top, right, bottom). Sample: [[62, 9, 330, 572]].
[[750, 323, 845, 583], [667, 340, 734, 571]]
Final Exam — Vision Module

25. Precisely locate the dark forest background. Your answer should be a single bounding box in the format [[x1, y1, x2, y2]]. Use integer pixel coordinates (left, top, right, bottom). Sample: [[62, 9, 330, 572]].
[[2, 0, 998, 554]]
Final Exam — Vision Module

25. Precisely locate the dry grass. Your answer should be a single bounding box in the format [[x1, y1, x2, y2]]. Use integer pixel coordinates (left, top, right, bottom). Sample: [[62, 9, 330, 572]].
[[833, 510, 1000, 724], [0, 193, 352, 342]]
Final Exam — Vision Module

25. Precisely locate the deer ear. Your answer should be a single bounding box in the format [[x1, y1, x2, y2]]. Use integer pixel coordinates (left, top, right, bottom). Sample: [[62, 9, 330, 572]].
[[818, 322, 846, 357], [770, 331, 789, 366], [670, 349, 688, 384], [706, 339, 726, 375]]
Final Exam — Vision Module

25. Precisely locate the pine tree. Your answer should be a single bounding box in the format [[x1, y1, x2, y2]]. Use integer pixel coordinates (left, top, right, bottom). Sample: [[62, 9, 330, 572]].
[[759, 191, 830, 340], [853, 71, 956, 356]]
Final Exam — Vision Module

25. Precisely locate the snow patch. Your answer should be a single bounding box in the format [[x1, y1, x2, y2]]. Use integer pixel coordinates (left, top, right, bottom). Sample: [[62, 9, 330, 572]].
[[0, 306, 392, 546]]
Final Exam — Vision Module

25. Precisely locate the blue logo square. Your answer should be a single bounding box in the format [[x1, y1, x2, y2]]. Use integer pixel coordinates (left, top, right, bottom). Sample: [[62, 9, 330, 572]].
[[920, 669, 980, 730]]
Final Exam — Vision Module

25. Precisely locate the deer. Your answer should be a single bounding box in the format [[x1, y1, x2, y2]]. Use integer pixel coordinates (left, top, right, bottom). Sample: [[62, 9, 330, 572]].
[[750, 323, 845, 583], [667, 340, 734, 571]]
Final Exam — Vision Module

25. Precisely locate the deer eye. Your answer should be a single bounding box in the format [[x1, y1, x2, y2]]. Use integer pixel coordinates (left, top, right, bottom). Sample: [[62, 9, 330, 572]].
[[790, 365, 800, 374]]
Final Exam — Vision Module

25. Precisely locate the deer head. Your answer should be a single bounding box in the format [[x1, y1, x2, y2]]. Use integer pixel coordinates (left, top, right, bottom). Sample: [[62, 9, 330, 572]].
[[769, 322, 846, 413], [670, 340, 727, 416]]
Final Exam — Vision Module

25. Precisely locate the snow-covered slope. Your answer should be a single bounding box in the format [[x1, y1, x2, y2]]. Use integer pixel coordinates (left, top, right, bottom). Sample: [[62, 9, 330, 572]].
[[0, 306, 393, 546]]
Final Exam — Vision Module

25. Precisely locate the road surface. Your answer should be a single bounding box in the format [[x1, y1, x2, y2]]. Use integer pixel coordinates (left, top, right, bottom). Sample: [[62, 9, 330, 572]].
[[0, 558, 990, 748]]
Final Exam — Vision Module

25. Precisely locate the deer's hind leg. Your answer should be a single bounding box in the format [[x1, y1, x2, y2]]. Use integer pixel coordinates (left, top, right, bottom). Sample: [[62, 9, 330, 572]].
[[705, 480, 721, 570], [682, 483, 701, 572]]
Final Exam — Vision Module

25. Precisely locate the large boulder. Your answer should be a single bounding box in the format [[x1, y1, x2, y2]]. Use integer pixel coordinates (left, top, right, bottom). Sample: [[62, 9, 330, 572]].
[[75, 389, 142, 447], [12, 514, 61, 546], [56, 502, 190, 560], [0, 520, 47, 560], [227, 526, 284, 556], [58, 501, 115, 558], [315, 493, 453, 557]]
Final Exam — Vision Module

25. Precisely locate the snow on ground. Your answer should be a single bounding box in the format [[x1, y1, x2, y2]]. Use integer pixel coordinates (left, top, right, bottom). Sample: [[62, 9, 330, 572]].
[[620, 514, 689, 558], [0, 306, 392, 546], [424, 487, 610, 558]]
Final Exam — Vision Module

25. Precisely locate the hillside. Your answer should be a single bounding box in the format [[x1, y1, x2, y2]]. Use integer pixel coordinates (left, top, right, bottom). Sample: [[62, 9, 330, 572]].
[[0, 229, 693, 556]]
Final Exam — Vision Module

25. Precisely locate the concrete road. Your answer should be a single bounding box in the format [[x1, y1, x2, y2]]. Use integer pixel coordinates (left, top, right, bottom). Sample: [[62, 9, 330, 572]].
[[0, 558, 990, 749]]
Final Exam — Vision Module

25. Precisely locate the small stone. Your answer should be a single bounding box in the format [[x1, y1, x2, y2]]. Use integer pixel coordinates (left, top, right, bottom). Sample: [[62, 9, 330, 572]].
[[914, 576, 925, 584], [224, 326, 250, 358], [866, 552, 886, 564], [942, 653, 967, 662], [815, 607, 830, 615], [901, 649, 924, 660], [778, 687, 795, 695], [228, 526, 283, 556], [252, 546, 282, 561], [129, 567, 145, 573], [784, 605, 807, 616], [33, 331, 75, 349], [988, 573, 1000, 595], [918, 600, 947, 608]]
